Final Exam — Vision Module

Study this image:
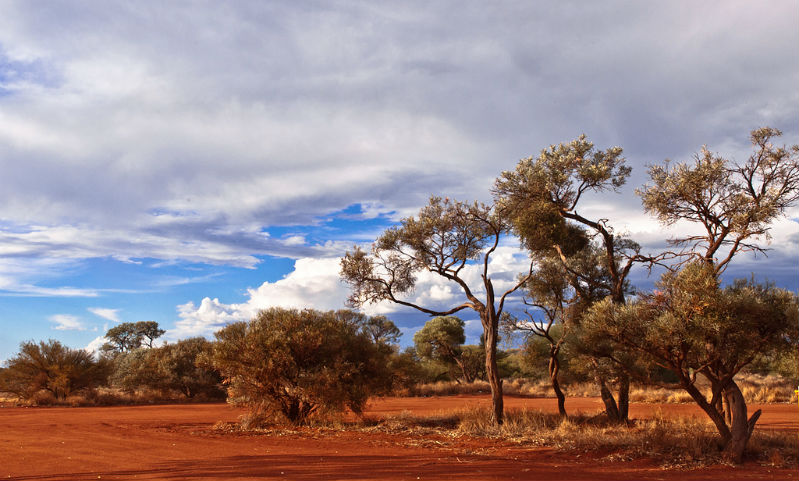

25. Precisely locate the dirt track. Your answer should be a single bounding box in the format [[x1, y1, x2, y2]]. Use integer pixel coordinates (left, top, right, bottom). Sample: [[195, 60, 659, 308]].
[[1, 396, 795, 480]]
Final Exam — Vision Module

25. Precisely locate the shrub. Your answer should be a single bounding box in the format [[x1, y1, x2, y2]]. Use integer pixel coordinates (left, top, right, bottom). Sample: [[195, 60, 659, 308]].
[[110, 338, 224, 399], [0, 340, 109, 401], [209, 307, 392, 425]]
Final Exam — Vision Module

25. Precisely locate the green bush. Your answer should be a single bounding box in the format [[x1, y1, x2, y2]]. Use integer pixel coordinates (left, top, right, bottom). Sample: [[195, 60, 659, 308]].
[[110, 338, 224, 399], [209, 307, 392, 425], [0, 339, 109, 401]]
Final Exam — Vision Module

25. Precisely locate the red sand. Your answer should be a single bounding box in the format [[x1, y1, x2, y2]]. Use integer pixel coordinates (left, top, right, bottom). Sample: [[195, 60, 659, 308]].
[[1, 396, 795, 480]]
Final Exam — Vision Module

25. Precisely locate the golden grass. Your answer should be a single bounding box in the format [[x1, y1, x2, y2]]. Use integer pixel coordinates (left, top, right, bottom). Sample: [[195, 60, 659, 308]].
[[383, 407, 798, 468], [408, 374, 798, 404]]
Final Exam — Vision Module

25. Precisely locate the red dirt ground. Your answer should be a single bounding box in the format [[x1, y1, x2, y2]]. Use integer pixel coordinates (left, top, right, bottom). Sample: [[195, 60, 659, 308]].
[[1, 396, 795, 480]]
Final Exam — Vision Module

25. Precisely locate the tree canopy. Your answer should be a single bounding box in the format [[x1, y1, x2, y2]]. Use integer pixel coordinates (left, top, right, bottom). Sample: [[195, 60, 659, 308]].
[[103, 321, 166, 353]]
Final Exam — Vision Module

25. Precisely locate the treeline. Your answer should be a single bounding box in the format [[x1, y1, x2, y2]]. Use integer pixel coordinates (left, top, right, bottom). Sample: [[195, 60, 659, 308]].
[[0, 322, 225, 404]]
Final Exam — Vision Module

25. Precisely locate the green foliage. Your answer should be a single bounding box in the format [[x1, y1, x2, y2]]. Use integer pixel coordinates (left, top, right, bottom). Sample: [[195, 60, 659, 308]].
[[209, 307, 392, 424], [582, 263, 798, 454], [103, 321, 166, 353], [0, 340, 109, 400], [413, 316, 484, 383], [494, 135, 629, 257], [413, 316, 466, 362], [584, 264, 798, 386], [333, 310, 402, 346]]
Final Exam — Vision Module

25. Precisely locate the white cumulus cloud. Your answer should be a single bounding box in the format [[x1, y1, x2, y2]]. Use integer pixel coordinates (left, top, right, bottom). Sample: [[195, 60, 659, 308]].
[[50, 314, 84, 331], [88, 307, 121, 323]]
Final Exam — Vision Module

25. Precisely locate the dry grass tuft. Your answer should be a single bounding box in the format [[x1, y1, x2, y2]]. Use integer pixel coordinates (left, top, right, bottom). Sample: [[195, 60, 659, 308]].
[[737, 373, 797, 403]]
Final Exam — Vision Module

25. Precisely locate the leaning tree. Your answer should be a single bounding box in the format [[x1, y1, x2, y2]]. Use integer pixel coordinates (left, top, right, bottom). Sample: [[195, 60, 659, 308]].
[[341, 196, 533, 424]]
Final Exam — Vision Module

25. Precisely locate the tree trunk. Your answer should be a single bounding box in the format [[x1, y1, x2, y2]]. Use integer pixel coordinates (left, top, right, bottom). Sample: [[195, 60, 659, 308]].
[[617, 372, 629, 422], [548, 347, 566, 417], [483, 316, 504, 425], [598, 378, 620, 421], [722, 394, 732, 426], [722, 381, 760, 464], [454, 358, 473, 383], [683, 379, 731, 443]]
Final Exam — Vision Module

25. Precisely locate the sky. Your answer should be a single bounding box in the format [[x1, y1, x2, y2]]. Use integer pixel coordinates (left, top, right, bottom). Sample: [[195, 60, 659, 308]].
[[0, 1, 797, 361]]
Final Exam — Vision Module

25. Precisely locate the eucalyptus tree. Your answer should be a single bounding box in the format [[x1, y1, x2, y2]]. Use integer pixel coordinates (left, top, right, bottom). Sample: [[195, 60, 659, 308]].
[[341, 196, 533, 424]]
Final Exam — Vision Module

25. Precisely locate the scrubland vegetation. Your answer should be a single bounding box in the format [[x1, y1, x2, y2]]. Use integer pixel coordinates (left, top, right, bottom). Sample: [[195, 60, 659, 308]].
[[2, 128, 798, 467]]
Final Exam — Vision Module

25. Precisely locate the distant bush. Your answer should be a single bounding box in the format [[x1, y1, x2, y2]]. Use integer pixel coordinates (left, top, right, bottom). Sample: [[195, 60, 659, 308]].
[[0, 339, 109, 401], [110, 338, 224, 400], [209, 307, 393, 425]]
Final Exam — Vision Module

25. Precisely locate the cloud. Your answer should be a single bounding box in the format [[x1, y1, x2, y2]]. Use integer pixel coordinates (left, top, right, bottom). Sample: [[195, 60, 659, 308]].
[[169, 257, 352, 338], [84, 335, 107, 356], [88, 307, 120, 323], [169, 245, 536, 339], [0, 1, 793, 287], [50, 314, 84, 331]]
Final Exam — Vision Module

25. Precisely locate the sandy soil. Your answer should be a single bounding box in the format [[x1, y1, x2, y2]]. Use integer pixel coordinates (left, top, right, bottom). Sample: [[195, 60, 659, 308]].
[[0, 395, 795, 480]]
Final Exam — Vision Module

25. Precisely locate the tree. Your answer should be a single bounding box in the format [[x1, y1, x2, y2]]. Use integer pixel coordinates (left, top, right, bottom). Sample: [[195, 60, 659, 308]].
[[0, 340, 108, 401], [413, 316, 480, 383], [333, 310, 402, 346], [584, 263, 798, 463], [110, 338, 224, 399], [208, 308, 392, 425], [502, 256, 576, 417], [624, 126, 799, 462], [136, 321, 166, 348], [341, 196, 533, 424], [638, 127, 799, 274], [103, 321, 165, 353], [359, 315, 402, 346], [494, 135, 656, 422]]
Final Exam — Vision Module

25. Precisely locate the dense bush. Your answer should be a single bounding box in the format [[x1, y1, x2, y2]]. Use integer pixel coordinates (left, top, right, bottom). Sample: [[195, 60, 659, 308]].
[[209, 307, 393, 424], [110, 337, 224, 399], [0, 340, 109, 400]]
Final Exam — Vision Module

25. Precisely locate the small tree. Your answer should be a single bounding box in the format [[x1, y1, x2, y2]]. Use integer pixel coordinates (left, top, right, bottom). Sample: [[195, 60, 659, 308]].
[[103, 321, 165, 353], [110, 338, 224, 399], [626, 127, 799, 462], [502, 256, 576, 417], [414, 316, 480, 383], [209, 308, 391, 425], [333, 310, 402, 346], [341, 196, 533, 424], [152, 338, 224, 399], [136, 321, 166, 348], [584, 263, 798, 463], [0, 340, 108, 401], [359, 315, 402, 346]]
